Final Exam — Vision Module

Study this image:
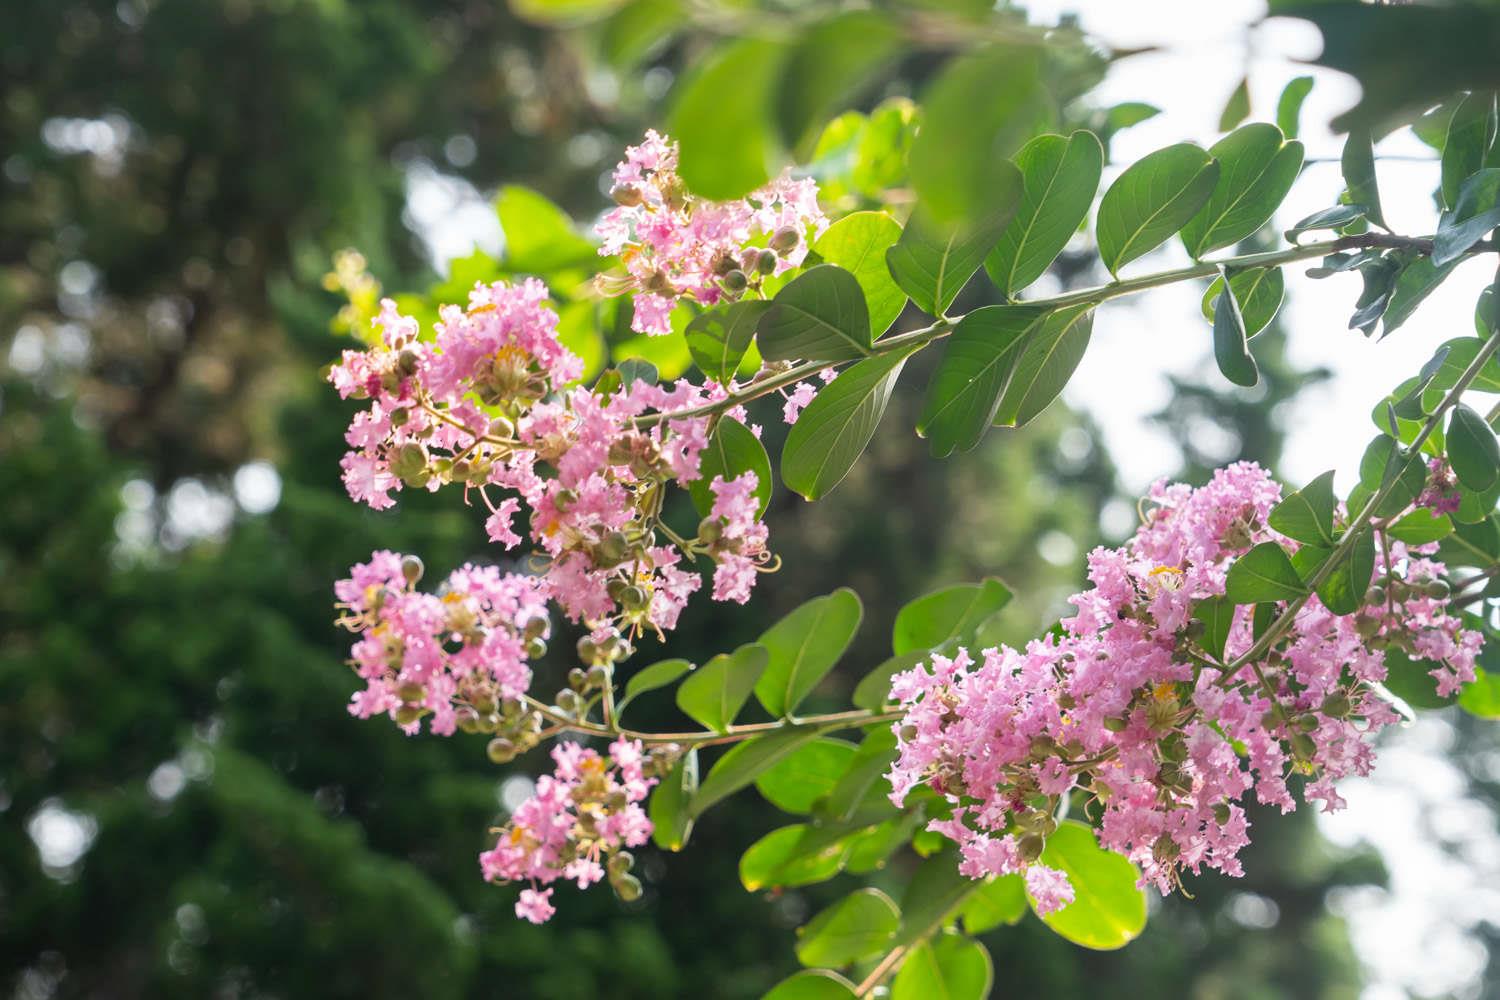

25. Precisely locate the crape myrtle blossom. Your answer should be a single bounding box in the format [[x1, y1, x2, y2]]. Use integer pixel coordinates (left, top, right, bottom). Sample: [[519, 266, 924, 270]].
[[480, 737, 669, 923], [887, 462, 1479, 907], [328, 277, 778, 682], [594, 130, 829, 336]]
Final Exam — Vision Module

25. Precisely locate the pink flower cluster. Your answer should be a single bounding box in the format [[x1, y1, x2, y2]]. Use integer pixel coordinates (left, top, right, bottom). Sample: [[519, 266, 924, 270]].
[[595, 130, 828, 336], [334, 550, 550, 735], [887, 462, 1480, 910], [329, 278, 776, 698], [480, 738, 657, 923]]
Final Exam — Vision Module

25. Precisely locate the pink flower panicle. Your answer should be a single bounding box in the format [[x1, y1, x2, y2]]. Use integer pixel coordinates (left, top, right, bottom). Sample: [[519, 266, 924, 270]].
[[888, 462, 1481, 905], [329, 278, 779, 724], [594, 130, 829, 337], [480, 737, 671, 923]]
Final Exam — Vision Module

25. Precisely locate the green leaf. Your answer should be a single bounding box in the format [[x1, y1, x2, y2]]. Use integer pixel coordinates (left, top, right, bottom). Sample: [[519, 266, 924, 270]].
[[917, 305, 1046, 457], [1226, 541, 1306, 604], [1269, 469, 1337, 546], [1032, 820, 1147, 950], [796, 888, 901, 969], [759, 265, 875, 363], [1192, 594, 1237, 662], [1358, 435, 1430, 517], [688, 416, 773, 518], [781, 346, 917, 501], [741, 824, 852, 891], [675, 643, 770, 734], [686, 300, 768, 384], [1454, 478, 1500, 524], [887, 182, 1024, 317], [668, 38, 786, 200], [1381, 648, 1449, 710], [1104, 102, 1161, 135], [1315, 527, 1375, 616], [1201, 266, 1284, 339], [510, 0, 624, 26], [755, 589, 864, 717], [761, 971, 859, 1000], [774, 11, 903, 156], [994, 305, 1096, 427], [1383, 256, 1462, 337], [892, 936, 993, 1000], [1096, 143, 1219, 276], [909, 44, 1048, 225], [1442, 92, 1497, 211], [1181, 124, 1305, 258], [1450, 403, 1500, 491], [1219, 77, 1251, 132], [892, 851, 980, 949], [1285, 204, 1366, 242], [1386, 509, 1454, 545], [958, 876, 1027, 935], [1276, 76, 1315, 139], [812, 212, 908, 336], [852, 651, 930, 712], [892, 579, 1013, 655], [693, 724, 828, 818], [1211, 268, 1258, 388], [1420, 336, 1500, 410], [598, 0, 682, 69], [649, 748, 698, 851], [1434, 168, 1500, 267], [755, 738, 859, 814], [817, 727, 900, 826], [496, 185, 597, 273], [1443, 515, 1500, 565], [845, 817, 919, 874], [1341, 128, 1386, 230], [986, 131, 1105, 298], [1460, 667, 1500, 719], [619, 658, 694, 714]]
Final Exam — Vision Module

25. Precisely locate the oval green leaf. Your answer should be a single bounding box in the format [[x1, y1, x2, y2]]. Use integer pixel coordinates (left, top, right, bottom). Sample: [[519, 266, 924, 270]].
[[692, 725, 827, 818], [1096, 142, 1219, 275], [687, 300, 769, 384], [986, 131, 1104, 298], [755, 737, 859, 814], [761, 971, 858, 1000], [1032, 820, 1147, 950], [675, 643, 770, 734], [1449, 403, 1500, 491], [917, 305, 1045, 457], [1225, 541, 1306, 604], [668, 37, 785, 200], [795, 888, 901, 968], [887, 179, 1024, 318], [994, 306, 1095, 427], [688, 416, 773, 518], [1211, 269, 1259, 388], [755, 588, 864, 717], [813, 211, 908, 335], [759, 264, 875, 363], [741, 823, 853, 891], [1181, 123, 1304, 258], [1268, 469, 1337, 547], [892, 579, 1013, 655], [649, 748, 698, 851], [892, 935, 992, 1000], [619, 657, 694, 714], [1201, 266, 1285, 339]]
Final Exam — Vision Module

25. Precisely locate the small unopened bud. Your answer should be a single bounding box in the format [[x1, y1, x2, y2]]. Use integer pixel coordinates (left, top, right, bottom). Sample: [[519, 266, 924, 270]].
[[711, 252, 738, 276], [396, 681, 425, 703], [394, 704, 425, 726], [577, 637, 599, 665], [1103, 715, 1128, 733], [1320, 691, 1352, 718], [586, 664, 609, 690], [568, 667, 588, 691], [768, 226, 800, 254], [753, 249, 777, 276], [1184, 618, 1206, 640], [401, 555, 425, 585], [397, 349, 420, 377], [1388, 580, 1411, 602], [612, 872, 643, 902], [609, 851, 635, 876], [488, 415, 515, 439], [553, 488, 578, 511], [523, 616, 548, 641], [556, 689, 580, 714], [1152, 834, 1180, 864], [1354, 614, 1381, 639], [698, 517, 725, 544], [1018, 834, 1045, 863], [1290, 732, 1317, 762], [594, 531, 629, 568], [721, 269, 748, 292], [392, 442, 428, 480], [899, 723, 918, 742], [611, 183, 643, 207], [1364, 585, 1387, 606], [389, 406, 411, 428], [1297, 714, 1319, 732], [1158, 735, 1186, 763], [1211, 801, 1232, 825], [619, 585, 648, 611], [487, 737, 517, 764], [1423, 579, 1451, 599], [455, 707, 482, 735]]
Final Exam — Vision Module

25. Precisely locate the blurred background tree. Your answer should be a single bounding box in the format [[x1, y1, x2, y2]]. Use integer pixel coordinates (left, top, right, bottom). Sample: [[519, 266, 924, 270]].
[[1, 1, 1390, 997]]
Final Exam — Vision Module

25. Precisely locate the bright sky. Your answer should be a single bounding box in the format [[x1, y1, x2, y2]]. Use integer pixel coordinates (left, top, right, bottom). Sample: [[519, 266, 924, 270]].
[[399, 3, 1500, 994]]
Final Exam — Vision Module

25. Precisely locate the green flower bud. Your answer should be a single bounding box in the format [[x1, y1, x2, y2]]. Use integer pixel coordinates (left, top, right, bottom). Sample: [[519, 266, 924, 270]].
[[396, 681, 426, 703], [488, 415, 515, 439], [1423, 579, 1451, 599], [401, 555, 425, 585], [568, 667, 588, 691], [586, 665, 609, 690], [577, 636, 599, 665], [1364, 585, 1387, 606], [391, 442, 428, 480], [1152, 834, 1180, 863], [698, 517, 724, 544], [612, 873, 643, 903], [455, 707, 482, 735], [525, 637, 547, 660], [1389, 580, 1411, 602], [619, 585, 648, 611], [1211, 801, 1232, 825], [1290, 732, 1317, 761], [754, 249, 777, 276], [1018, 834, 1045, 863], [1103, 715, 1129, 732], [389, 406, 411, 428], [721, 269, 748, 293], [394, 704, 426, 726], [1297, 714, 1319, 732], [556, 689, 580, 714], [523, 616, 548, 641], [594, 531, 630, 568], [609, 851, 634, 875], [487, 737, 517, 764], [1320, 691, 1352, 718], [768, 226, 801, 254]]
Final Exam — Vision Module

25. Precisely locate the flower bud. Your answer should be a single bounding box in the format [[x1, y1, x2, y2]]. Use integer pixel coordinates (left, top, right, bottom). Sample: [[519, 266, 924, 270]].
[[721, 269, 748, 293], [556, 689, 580, 714], [568, 667, 588, 691], [711, 251, 738, 276], [611, 183, 643, 207], [577, 636, 599, 665], [609, 851, 634, 876], [1290, 732, 1317, 762], [586, 664, 609, 690], [619, 585, 648, 611], [1364, 585, 1387, 606], [1152, 834, 1180, 864], [1297, 714, 1319, 732], [612, 873, 643, 902], [401, 555, 425, 585], [1320, 691, 1352, 718], [396, 681, 425, 703], [397, 349, 420, 376], [768, 226, 801, 254], [455, 707, 482, 735], [1102, 715, 1128, 732], [487, 737, 517, 764], [394, 704, 426, 726], [389, 406, 411, 428], [391, 442, 428, 480], [1354, 614, 1381, 639], [899, 723, 918, 742], [553, 488, 578, 512], [1211, 801, 1232, 825], [1423, 579, 1451, 599], [1018, 834, 1045, 863], [594, 531, 630, 568], [1388, 580, 1411, 602], [523, 616, 548, 641], [753, 249, 778, 276], [525, 637, 547, 659], [698, 517, 724, 544], [488, 414, 515, 439]]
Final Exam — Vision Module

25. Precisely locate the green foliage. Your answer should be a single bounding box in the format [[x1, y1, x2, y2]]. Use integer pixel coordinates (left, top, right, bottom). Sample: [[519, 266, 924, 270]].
[[892, 935, 993, 1000], [755, 590, 864, 717], [650, 749, 699, 851], [812, 212, 909, 336], [1340, 128, 1386, 231], [760, 265, 875, 363], [1031, 822, 1147, 950], [1449, 404, 1500, 491], [1211, 271, 1260, 388], [1096, 143, 1219, 275], [619, 658, 696, 714], [891, 579, 1012, 655], [755, 739, 859, 814], [1276, 76, 1315, 139], [1226, 542, 1306, 604], [761, 970, 858, 1000], [795, 888, 901, 968], [669, 38, 786, 199], [986, 131, 1104, 297], [688, 302, 768, 384], [918, 306, 1046, 456], [888, 193, 1023, 317], [1435, 169, 1500, 266], [1181, 124, 1304, 258], [1202, 267, 1285, 339], [1269, 470, 1338, 547], [689, 417, 774, 517], [676, 644, 770, 734], [994, 306, 1096, 428], [692, 726, 829, 818]]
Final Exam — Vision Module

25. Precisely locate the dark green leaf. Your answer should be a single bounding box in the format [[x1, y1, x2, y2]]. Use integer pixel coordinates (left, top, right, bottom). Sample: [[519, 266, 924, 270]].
[[675, 643, 770, 734], [755, 738, 859, 814], [649, 748, 698, 851], [1386, 509, 1454, 545], [994, 306, 1096, 427], [669, 37, 786, 199], [755, 589, 864, 717], [619, 658, 694, 714], [1211, 269, 1258, 387], [1219, 77, 1251, 132], [741, 824, 851, 891], [1454, 478, 1500, 524], [917, 305, 1045, 457], [761, 970, 859, 1000], [495, 185, 597, 273], [796, 888, 900, 968], [617, 358, 658, 387], [892, 936, 993, 1000], [1381, 648, 1449, 710], [760, 264, 874, 363], [958, 876, 1027, 935], [1269, 469, 1337, 546], [1315, 527, 1375, 616], [1434, 168, 1500, 267], [1285, 204, 1366, 242], [1181, 124, 1304, 257], [1441, 92, 1498, 210], [693, 725, 827, 818], [775, 11, 903, 156], [1358, 435, 1430, 517], [1383, 256, 1462, 338], [888, 181, 1024, 317], [1341, 128, 1386, 230], [909, 44, 1048, 225], [1420, 337, 1500, 411], [688, 416, 772, 518], [852, 651, 930, 712], [986, 131, 1105, 297], [686, 300, 768, 384], [812, 212, 908, 336], [1276, 76, 1315, 139], [1201, 266, 1284, 339], [817, 727, 900, 826], [1460, 667, 1500, 719], [1096, 143, 1219, 275], [1449, 403, 1500, 491], [1192, 595, 1236, 662], [1253, 601, 1277, 641], [892, 579, 1013, 655], [1226, 541, 1306, 604], [1032, 821, 1147, 950], [892, 851, 981, 949], [781, 346, 916, 501]]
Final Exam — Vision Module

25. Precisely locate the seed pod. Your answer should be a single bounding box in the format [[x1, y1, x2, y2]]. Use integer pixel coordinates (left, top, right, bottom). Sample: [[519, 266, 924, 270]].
[[523, 616, 548, 641], [899, 724, 918, 742], [1290, 732, 1317, 761], [619, 585, 648, 611], [594, 531, 629, 568], [455, 707, 482, 735], [1423, 579, 1451, 599], [394, 704, 426, 726], [488, 414, 515, 439], [556, 689, 579, 714], [391, 442, 428, 480], [698, 517, 725, 544], [1152, 834, 1180, 863], [1388, 580, 1411, 602], [396, 681, 426, 703], [611, 183, 643, 207], [1297, 714, 1319, 732], [389, 406, 411, 428]]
